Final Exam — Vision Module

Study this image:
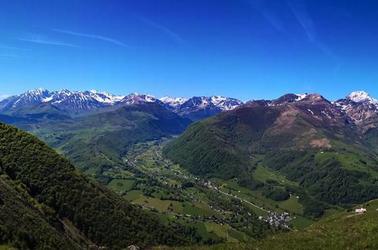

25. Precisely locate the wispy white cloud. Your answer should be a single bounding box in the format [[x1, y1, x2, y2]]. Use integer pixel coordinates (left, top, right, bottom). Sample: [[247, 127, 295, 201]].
[[287, 0, 337, 60], [137, 16, 185, 45], [52, 29, 128, 47], [18, 35, 78, 48], [287, 0, 316, 42], [245, 0, 286, 33]]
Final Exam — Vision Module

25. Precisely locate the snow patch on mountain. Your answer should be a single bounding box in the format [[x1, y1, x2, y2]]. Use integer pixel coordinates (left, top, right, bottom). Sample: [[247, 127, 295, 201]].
[[347, 91, 378, 104], [160, 97, 188, 107], [161, 96, 242, 111], [0, 95, 10, 101], [88, 90, 125, 104], [121, 93, 158, 105], [210, 96, 242, 110], [295, 94, 308, 101]]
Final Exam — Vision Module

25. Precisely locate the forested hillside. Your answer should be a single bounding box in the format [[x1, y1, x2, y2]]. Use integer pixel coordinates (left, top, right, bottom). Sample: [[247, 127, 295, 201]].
[[0, 123, 195, 249], [0, 177, 79, 250]]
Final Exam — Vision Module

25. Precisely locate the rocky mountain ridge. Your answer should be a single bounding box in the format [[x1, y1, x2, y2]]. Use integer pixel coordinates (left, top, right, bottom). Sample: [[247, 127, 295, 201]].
[[0, 89, 243, 119], [2, 89, 378, 127]]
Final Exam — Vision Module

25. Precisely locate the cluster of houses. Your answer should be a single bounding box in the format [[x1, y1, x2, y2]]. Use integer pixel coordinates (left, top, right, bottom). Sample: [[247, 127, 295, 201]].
[[201, 180, 219, 190], [260, 212, 292, 229]]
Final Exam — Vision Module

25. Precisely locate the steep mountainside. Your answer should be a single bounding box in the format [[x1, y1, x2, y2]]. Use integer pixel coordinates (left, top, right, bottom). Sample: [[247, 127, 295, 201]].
[[0, 123, 194, 249], [335, 91, 378, 132], [0, 177, 79, 250], [164, 93, 378, 218], [335, 91, 378, 153]]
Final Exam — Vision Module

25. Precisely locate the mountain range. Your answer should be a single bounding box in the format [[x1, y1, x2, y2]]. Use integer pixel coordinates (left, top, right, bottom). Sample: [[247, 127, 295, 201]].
[[3, 88, 378, 121], [0, 88, 242, 120], [3, 88, 378, 181]]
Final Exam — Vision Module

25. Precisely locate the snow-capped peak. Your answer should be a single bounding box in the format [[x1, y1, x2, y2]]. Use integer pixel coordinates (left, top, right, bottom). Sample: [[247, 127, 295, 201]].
[[347, 91, 378, 104], [121, 93, 158, 105], [86, 90, 125, 104], [209, 96, 242, 110], [295, 93, 308, 101], [0, 88, 243, 116], [177, 96, 242, 111], [160, 96, 188, 107], [25, 88, 49, 95], [13, 88, 51, 106], [58, 89, 73, 96], [210, 96, 227, 105]]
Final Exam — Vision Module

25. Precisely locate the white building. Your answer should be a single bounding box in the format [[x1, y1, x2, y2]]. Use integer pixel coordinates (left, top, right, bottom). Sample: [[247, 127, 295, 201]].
[[355, 208, 367, 214]]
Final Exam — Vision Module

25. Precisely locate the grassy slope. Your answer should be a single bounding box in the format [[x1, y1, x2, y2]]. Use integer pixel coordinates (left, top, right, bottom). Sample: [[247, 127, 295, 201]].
[[157, 200, 378, 250], [0, 123, 193, 249]]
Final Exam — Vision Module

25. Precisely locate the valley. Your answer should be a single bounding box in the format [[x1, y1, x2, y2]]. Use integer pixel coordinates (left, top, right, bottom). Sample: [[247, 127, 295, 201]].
[[102, 138, 319, 241], [105, 139, 275, 242], [2, 89, 378, 249]]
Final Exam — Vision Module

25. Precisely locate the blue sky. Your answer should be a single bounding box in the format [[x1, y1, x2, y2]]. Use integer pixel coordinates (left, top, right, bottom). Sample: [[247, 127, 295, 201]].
[[1, 0, 378, 101]]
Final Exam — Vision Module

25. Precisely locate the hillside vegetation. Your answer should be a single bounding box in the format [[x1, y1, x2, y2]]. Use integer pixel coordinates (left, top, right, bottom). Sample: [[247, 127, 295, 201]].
[[0, 123, 194, 249], [0, 176, 79, 250]]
